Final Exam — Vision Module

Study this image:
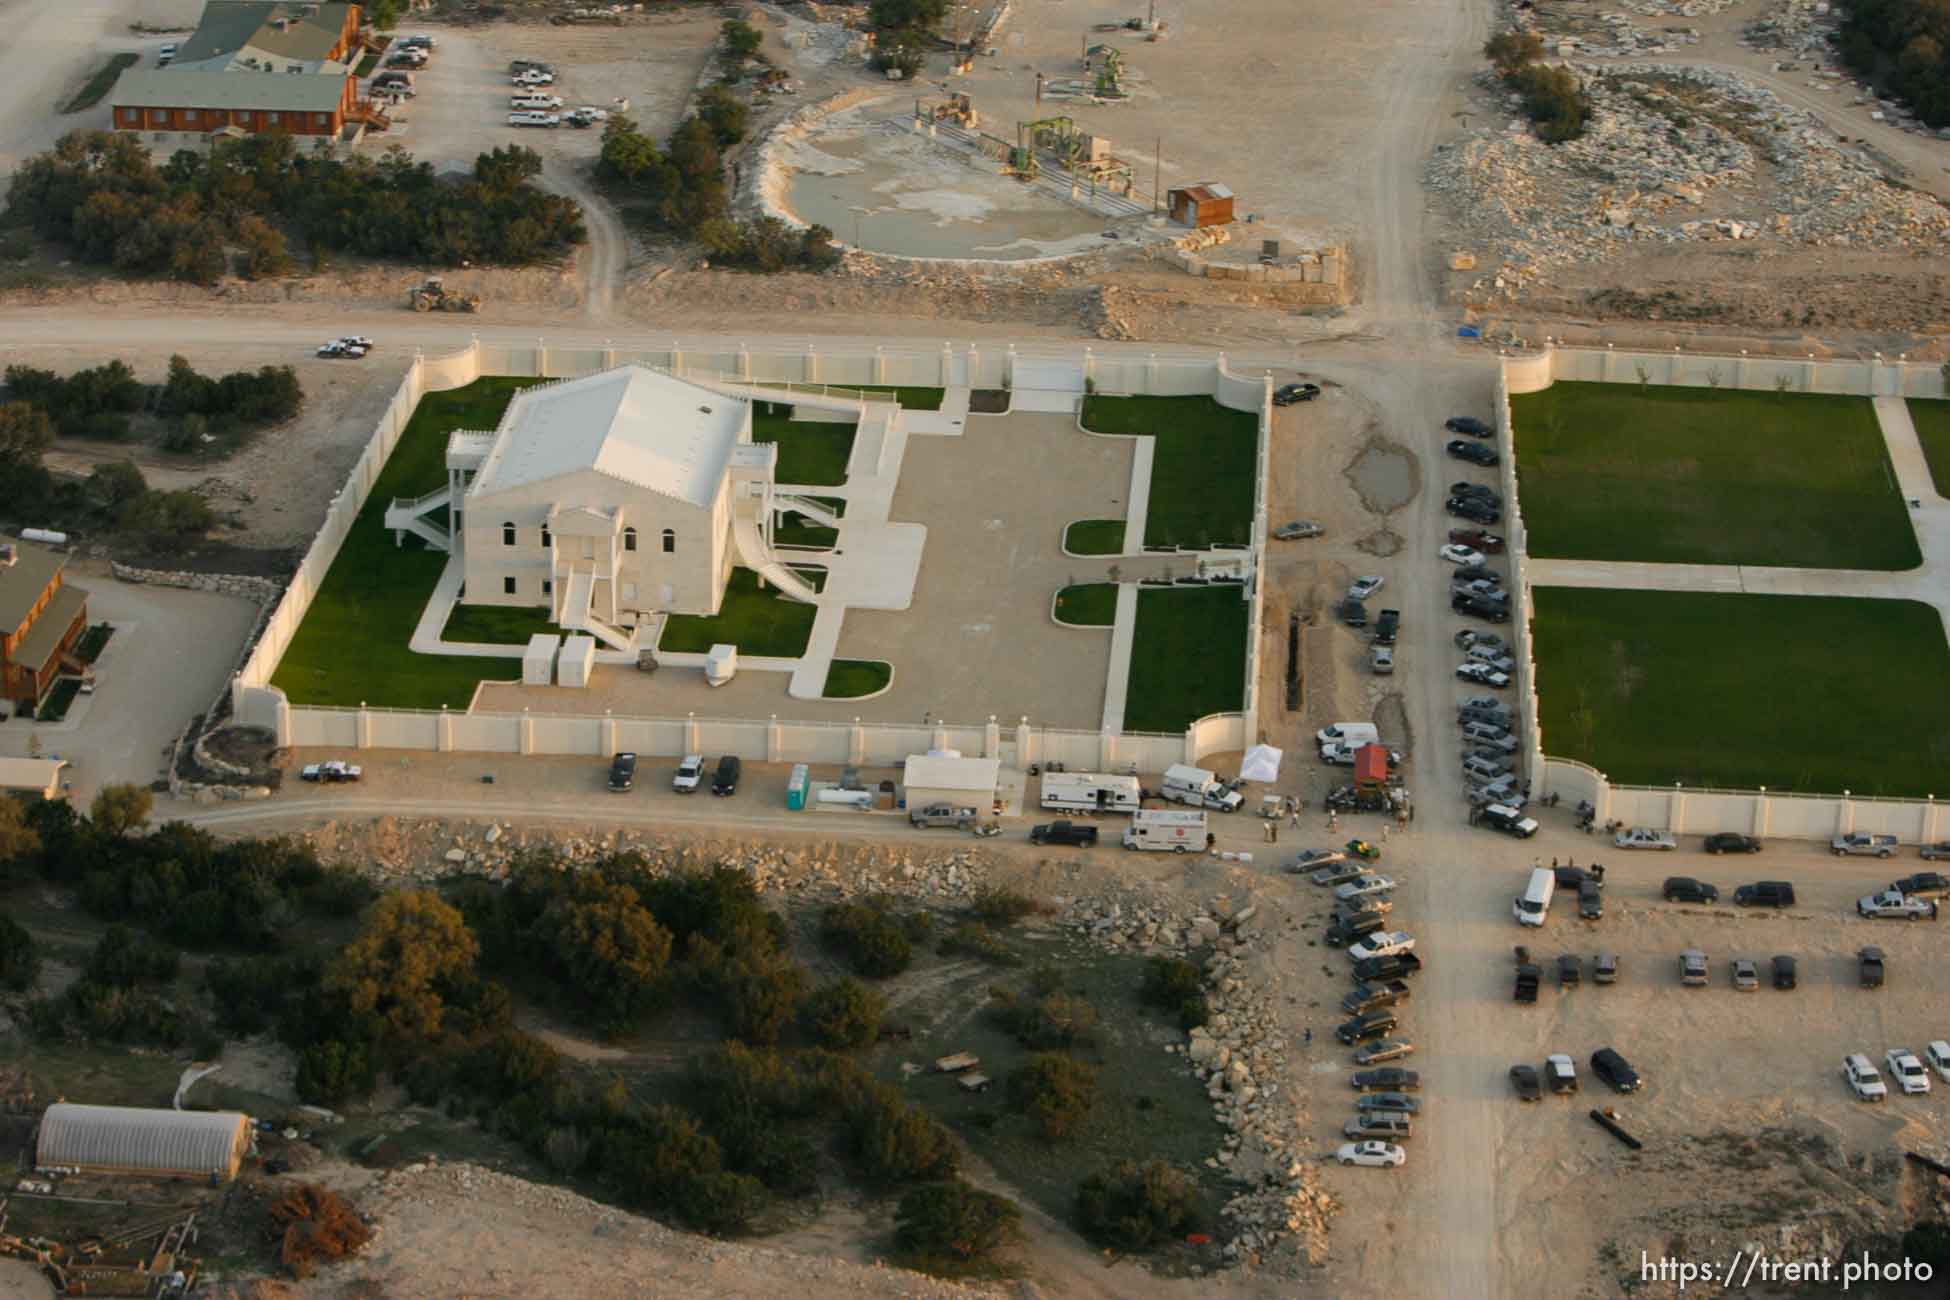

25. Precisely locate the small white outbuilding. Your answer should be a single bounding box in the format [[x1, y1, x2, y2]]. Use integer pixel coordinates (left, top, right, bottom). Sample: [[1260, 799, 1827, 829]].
[[902, 754, 1001, 814], [557, 634, 597, 688], [522, 633, 560, 686]]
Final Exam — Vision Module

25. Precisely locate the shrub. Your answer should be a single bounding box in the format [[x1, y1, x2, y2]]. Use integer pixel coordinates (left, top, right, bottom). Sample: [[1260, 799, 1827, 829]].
[[1507, 64, 1590, 144], [1139, 956, 1208, 1027], [86, 924, 180, 986], [207, 952, 316, 1036], [0, 916, 40, 991], [721, 18, 763, 67], [696, 85, 749, 147], [1006, 1052, 1098, 1140], [600, 1103, 725, 1208], [1074, 1158, 1202, 1251], [969, 885, 1041, 926], [821, 899, 915, 978], [847, 1082, 959, 1187], [543, 1126, 591, 1175], [295, 1037, 376, 1106], [895, 1179, 1022, 1273], [991, 990, 1097, 1049], [270, 1183, 372, 1279], [721, 954, 807, 1045], [1483, 30, 1543, 72], [938, 921, 1015, 965], [803, 976, 887, 1049], [679, 1168, 767, 1235]]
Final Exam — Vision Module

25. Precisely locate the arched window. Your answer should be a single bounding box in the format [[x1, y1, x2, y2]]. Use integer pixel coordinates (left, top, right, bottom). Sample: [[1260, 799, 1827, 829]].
[[623, 527, 638, 552], [661, 528, 676, 554], [540, 525, 552, 550], [501, 522, 516, 546]]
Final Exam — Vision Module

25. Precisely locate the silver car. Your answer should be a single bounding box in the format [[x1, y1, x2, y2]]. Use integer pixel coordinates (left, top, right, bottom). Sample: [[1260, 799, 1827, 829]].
[[1680, 949, 1708, 986], [1334, 875, 1397, 902], [1274, 520, 1323, 541]]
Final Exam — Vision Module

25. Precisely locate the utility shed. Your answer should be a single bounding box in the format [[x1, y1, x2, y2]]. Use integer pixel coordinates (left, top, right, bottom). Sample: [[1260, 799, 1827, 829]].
[[1168, 182, 1234, 228], [902, 755, 1001, 813], [0, 755, 67, 800], [37, 1104, 252, 1181]]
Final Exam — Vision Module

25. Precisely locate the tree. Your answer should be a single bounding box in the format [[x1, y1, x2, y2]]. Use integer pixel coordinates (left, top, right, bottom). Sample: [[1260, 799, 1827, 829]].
[[722, 18, 763, 62], [847, 1082, 959, 1187], [1006, 1052, 1097, 1139], [0, 402, 53, 470], [697, 86, 749, 147], [1074, 1159, 1202, 1250], [0, 915, 41, 992], [537, 875, 674, 1030], [329, 890, 481, 1047], [869, 0, 948, 31], [119, 488, 215, 544], [85, 924, 180, 986], [895, 1180, 1021, 1271], [721, 954, 807, 1045], [1483, 30, 1543, 72], [368, 0, 400, 30], [91, 782, 153, 836], [821, 899, 914, 978], [0, 798, 42, 867], [803, 976, 886, 1049], [295, 1037, 375, 1106]]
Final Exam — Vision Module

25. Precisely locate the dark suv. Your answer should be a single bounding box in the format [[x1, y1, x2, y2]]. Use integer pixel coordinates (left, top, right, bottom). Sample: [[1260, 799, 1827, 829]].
[[712, 755, 742, 796], [1733, 881, 1796, 908], [1704, 833, 1762, 854], [1452, 593, 1510, 623], [607, 751, 637, 792], [1373, 609, 1401, 645], [1662, 876, 1720, 904], [1591, 1047, 1641, 1093], [1336, 1010, 1399, 1045], [1446, 496, 1501, 525]]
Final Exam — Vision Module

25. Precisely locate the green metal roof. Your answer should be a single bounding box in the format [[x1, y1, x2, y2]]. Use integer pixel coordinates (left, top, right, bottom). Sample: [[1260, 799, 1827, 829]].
[[10, 582, 86, 673], [0, 539, 66, 636], [116, 67, 349, 113], [173, 1, 353, 66]]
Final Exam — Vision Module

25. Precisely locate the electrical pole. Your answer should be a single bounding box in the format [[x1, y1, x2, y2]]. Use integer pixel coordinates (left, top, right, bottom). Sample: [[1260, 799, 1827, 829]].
[[1148, 0, 1156, 28], [1154, 135, 1161, 213]]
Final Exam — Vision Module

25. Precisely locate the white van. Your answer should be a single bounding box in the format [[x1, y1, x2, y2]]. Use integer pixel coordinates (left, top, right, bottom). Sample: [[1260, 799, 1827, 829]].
[[1041, 772, 1142, 815], [1123, 809, 1208, 852], [1161, 763, 1244, 813], [1317, 722, 1380, 750], [1513, 867, 1554, 926]]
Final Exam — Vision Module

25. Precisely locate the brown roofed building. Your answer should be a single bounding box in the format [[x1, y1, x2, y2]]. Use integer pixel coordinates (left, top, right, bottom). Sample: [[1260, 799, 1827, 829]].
[[0, 538, 89, 712]]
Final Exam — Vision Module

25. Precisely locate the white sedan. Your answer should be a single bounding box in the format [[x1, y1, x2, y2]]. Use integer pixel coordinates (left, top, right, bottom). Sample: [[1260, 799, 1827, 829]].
[[1347, 931, 1415, 962], [1333, 875, 1397, 902], [1347, 575, 1385, 601], [1336, 1140, 1406, 1168], [1455, 662, 1511, 688], [1439, 544, 1485, 566], [1614, 827, 1678, 851]]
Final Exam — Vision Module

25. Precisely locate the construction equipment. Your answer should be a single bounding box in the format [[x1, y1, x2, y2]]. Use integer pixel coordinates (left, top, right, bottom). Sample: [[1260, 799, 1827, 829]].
[[0, 1201, 201, 1298], [408, 277, 481, 313], [915, 92, 977, 130]]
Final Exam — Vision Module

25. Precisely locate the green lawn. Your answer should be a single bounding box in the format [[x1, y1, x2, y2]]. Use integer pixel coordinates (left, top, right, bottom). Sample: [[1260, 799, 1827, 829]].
[[1063, 519, 1126, 555], [1531, 588, 1950, 796], [1123, 584, 1248, 733], [1909, 399, 1950, 500], [272, 376, 546, 708], [822, 659, 891, 697], [63, 53, 137, 113], [658, 567, 817, 657], [848, 384, 943, 410], [1053, 583, 1117, 626], [752, 401, 856, 485], [74, 623, 114, 664], [1511, 383, 1919, 570], [773, 516, 838, 548], [38, 677, 81, 722], [1081, 395, 1258, 548], [444, 603, 564, 645]]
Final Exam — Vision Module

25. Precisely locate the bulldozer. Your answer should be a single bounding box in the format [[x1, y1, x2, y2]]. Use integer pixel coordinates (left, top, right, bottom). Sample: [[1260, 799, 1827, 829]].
[[408, 277, 481, 313]]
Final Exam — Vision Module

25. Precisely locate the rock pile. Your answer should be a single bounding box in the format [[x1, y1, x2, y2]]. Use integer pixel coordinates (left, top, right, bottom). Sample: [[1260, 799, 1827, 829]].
[[1428, 64, 1950, 300], [1741, 0, 1838, 56]]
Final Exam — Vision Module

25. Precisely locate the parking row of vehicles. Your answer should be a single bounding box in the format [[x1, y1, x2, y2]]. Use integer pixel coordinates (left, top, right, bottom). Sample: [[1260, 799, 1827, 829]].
[[607, 751, 740, 795], [1844, 1045, 1950, 1100]]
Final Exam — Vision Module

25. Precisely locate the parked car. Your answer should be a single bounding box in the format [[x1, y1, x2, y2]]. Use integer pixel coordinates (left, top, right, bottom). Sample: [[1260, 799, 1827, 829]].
[[1833, 832, 1899, 858], [1344, 1114, 1414, 1139], [1446, 415, 1493, 436], [509, 58, 555, 73], [300, 760, 362, 782], [1030, 820, 1098, 847], [1452, 592, 1510, 622], [673, 754, 705, 792], [1663, 876, 1720, 904], [1891, 871, 1950, 899], [1325, 914, 1387, 949], [1446, 496, 1502, 525], [1843, 1053, 1888, 1101], [512, 68, 557, 85], [401, 33, 438, 48], [1354, 1038, 1415, 1065], [1705, 833, 1763, 854], [1273, 520, 1324, 540], [1369, 646, 1395, 675], [1439, 543, 1484, 566], [157, 43, 177, 64], [1558, 954, 1582, 986], [1352, 952, 1423, 982], [1594, 952, 1620, 984], [508, 111, 562, 127], [566, 106, 611, 127], [1336, 1140, 1406, 1168], [1354, 1091, 1420, 1115], [1544, 1053, 1579, 1094], [1859, 946, 1886, 987], [1372, 608, 1401, 645], [1274, 382, 1322, 405], [1447, 438, 1499, 466], [1451, 578, 1505, 602], [1455, 630, 1507, 652], [1347, 575, 1385, 601], [1679, 949, 1708, 986], [1510, 1064, 1543, 1101], [1858, 890, 1937, 920], [1553, 863, 1602, 890], [1336, 1010, 1399, 1045], [1342, 981, 1411, 1016], [1337, 598, 1368, 628], [1578, 880, 1603, 920], [1481, 803, 1539, 838], [317, 339, 367, 359], [1348, 931, 1415, 962], [1334, 875, 1397, 902], [1449, 482, 1500, 502], [1886, 1048, 1932, 1095], [1926, 1041, 1950, 1083], [1733, 881, 1796, 908], [1772, 954, 1797, 989], [1918, 843, 1950, 861], [711, 755, 742, 796], [1591, 1047, 1641, 1093], [1456, 662, 1511, 688], [1307, 860, 1365, 887], [1350, 1066, 1420, 1092], [1449, 528, 1506, 553], [1466, 731, 1520, 755], [511, 93, 566, 110], [606, 751, 637, 792], [909, 803, 978, 829], [1616, 827, 1678, 850], [1730, 958, 1759, 991]]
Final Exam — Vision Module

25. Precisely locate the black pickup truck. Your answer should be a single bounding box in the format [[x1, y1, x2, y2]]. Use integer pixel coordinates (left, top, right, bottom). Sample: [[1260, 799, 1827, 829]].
[[1030, 820, 1099, 847], [1340, 979, 1412, 1016]]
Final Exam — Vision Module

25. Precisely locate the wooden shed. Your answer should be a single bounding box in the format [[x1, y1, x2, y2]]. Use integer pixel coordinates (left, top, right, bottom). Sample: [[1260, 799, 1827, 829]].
[[1168, 182, 1234, 228]]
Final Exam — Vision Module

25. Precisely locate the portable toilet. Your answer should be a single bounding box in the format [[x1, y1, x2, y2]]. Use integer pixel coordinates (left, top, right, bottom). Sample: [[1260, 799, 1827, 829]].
[[787, 763, 809, 811]]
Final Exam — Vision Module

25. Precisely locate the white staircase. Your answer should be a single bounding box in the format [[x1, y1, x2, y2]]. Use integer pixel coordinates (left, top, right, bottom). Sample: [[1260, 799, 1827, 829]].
[[774, 495, 842, 529], [732, 514, 819, 603], [555, 567, 637, 651], [384, 485, 454, 552]]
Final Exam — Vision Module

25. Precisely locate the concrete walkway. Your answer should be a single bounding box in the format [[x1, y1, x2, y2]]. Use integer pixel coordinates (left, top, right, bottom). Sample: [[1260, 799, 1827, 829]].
[[1528, 396, 1950, 641], [901, 387, 972, 436], [1100, 583, 1140, 732]]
